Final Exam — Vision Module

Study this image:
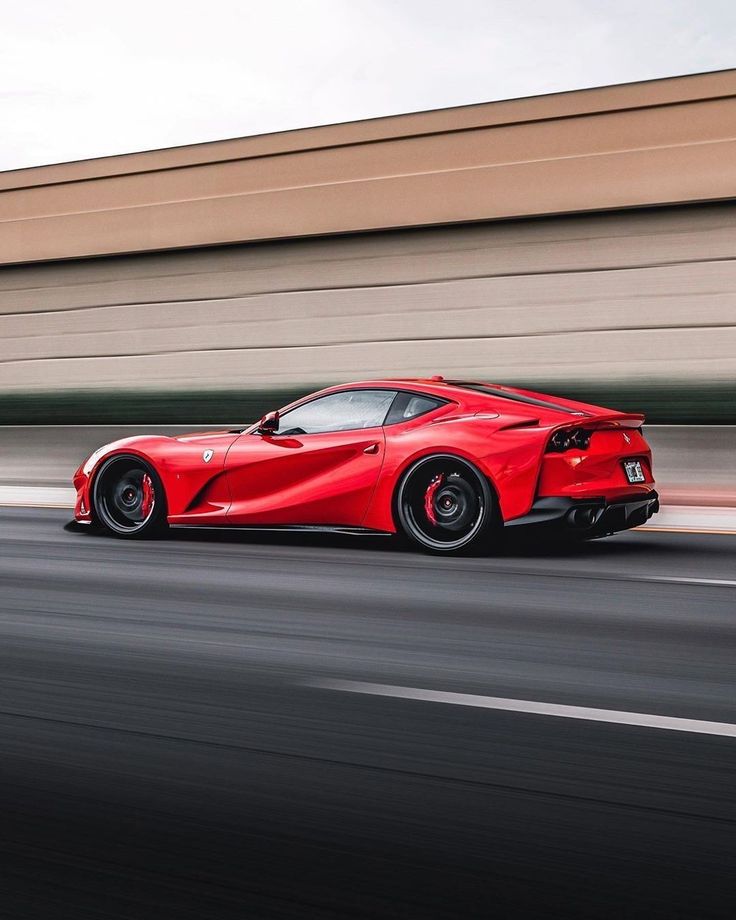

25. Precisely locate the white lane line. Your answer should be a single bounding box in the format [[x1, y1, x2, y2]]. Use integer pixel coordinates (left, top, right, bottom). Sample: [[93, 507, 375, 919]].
[[640, 526, 736, 536], [641, 505, 736, 534], [316, 681, 736, 738], [0, 486, 75, 507], [605, 573, 736, 588]]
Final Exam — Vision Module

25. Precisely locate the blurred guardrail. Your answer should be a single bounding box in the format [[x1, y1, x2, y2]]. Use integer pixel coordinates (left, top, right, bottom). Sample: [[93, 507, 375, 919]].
[[0, 425, 734, 510]]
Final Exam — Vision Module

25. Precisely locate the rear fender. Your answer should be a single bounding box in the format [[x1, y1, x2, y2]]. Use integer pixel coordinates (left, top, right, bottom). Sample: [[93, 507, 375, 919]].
[[363, 417, 549, 530]]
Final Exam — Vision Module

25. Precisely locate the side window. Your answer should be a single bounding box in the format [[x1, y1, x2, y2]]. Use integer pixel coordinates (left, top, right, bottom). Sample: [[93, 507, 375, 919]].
[[278, 389, 397, 435], [385, 392, 445, 425]]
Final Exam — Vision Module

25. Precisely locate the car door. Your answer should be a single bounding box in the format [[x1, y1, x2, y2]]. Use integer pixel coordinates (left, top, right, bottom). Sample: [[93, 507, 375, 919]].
[[224, 389, 396, 526]]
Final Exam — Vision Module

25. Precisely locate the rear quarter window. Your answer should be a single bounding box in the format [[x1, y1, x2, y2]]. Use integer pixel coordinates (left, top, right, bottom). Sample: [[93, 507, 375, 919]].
[[385, 393, 445, 425]]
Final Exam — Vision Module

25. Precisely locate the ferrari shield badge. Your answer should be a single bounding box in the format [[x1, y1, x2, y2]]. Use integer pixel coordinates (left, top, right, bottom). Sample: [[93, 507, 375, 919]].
[[202, 449, 214, 463]]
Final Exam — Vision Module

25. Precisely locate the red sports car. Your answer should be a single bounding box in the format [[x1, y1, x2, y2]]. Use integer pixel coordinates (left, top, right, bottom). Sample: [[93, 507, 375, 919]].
[[72, 378, 658, 554]]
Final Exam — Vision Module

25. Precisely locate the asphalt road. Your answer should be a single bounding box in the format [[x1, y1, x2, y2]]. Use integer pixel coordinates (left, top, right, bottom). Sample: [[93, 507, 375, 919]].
[[1, 508, 735, 919]]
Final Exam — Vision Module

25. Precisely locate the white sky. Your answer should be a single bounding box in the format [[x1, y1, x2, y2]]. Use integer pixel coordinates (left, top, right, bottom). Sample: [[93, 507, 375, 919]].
[[1, 0, 735, 172]]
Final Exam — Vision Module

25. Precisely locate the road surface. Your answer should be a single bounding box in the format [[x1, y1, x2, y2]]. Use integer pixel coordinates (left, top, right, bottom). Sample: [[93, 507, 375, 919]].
[[1, 508, 735, 918]]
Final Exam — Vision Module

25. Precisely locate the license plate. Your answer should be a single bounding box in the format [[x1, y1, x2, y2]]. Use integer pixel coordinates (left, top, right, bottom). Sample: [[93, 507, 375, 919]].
[[623, 460, 646, 483]]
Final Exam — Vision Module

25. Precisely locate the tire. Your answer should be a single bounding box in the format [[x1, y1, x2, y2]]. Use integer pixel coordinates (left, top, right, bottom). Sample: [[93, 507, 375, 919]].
[[395, 454, 499, 555], [92, 454, 168, 539]]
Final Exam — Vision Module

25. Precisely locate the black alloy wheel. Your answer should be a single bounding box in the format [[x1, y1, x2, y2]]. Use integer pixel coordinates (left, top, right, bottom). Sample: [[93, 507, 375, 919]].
[[92, 455, 167, 538], [396, 455, 497, 554]]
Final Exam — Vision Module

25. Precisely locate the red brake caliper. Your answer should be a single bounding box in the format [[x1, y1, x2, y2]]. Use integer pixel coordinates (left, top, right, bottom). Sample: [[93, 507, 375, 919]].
[[424, 474, 444, 526], [140, 473, 155, 518]]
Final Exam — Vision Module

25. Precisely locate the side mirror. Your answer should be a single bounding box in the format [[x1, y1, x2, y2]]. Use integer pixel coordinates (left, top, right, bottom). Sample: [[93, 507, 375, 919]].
[[257, 410, 280, 435]]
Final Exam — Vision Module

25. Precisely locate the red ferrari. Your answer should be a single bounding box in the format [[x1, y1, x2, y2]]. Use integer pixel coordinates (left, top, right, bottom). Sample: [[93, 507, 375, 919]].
[[72, 378, 658, 554]]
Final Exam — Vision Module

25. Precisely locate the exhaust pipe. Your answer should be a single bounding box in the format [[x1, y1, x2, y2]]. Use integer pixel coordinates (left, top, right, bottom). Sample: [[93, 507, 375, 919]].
[[567, 506, 598, 528]]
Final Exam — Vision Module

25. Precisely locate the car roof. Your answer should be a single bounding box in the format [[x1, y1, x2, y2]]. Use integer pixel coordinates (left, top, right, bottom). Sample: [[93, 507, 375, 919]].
[[316, 377, 508, 401], [303, 378, 611, 419], [310, 378, 463, 399]]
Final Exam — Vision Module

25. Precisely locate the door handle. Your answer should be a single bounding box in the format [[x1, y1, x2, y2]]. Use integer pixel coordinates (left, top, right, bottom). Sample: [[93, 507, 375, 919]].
[[363, 443, 380, 454]]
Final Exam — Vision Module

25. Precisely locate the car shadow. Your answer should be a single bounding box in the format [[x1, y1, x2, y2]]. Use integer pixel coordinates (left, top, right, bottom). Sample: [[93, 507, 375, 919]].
[[64, 518, 399, 554], [65, 517, 679, 561], [499, 528, 634, 560]]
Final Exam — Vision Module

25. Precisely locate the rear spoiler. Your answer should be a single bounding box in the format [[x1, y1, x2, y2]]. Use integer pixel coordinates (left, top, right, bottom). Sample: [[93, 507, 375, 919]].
[[497, 412, 644, 432], [582, 413, 645, 429]]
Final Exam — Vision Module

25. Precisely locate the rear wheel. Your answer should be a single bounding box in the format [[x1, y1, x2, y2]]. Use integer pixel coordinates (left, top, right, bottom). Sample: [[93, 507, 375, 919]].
[[92, 455, 167, 538], [396, 455, 498, 554]]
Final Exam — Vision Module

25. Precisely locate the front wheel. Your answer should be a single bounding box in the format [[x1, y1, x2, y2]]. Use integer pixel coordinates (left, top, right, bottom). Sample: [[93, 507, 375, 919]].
[[92, 455, 168, 539], [395, 455, 499, 554]]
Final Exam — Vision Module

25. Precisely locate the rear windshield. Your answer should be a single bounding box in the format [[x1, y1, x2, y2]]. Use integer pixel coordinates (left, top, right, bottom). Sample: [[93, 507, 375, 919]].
[[445, 381, 588, 416]]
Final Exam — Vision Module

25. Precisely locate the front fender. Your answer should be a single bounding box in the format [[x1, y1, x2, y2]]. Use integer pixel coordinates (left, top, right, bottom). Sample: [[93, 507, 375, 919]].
[[74, 432, 239, 523], [73, 437, 170, 522]]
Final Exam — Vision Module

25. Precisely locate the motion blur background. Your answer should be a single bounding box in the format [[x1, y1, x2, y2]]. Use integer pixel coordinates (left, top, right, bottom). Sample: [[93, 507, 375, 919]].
[[2, 67, 735, 511]]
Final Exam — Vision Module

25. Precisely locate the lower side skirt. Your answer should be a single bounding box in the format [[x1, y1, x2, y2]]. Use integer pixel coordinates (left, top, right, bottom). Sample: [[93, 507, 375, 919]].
[[169, 524, 394, 537]]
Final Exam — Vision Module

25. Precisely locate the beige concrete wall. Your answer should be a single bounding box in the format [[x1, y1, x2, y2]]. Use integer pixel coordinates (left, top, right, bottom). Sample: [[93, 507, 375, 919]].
[[0, 202, 735, 393], [2, 69, 736, 265]]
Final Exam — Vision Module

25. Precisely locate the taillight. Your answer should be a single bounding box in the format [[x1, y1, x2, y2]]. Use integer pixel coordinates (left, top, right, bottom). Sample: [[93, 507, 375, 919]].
[[547, 428, 592, 452]]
